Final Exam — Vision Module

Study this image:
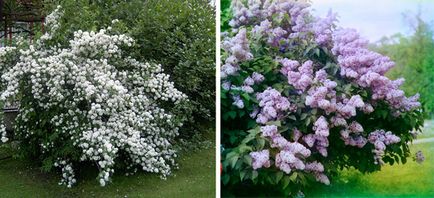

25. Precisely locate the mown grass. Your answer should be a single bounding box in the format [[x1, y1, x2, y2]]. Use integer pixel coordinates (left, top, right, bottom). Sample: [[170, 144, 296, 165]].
[[306, 141, 434, 197], [305, 120, 434, 197], [0, 141, 215, 198]]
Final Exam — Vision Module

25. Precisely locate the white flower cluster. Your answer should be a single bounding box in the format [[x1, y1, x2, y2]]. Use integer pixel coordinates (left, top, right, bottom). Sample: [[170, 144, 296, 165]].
[[54, 160, 76, 188], [39, 5, 63, 42], [0, 47, 17, 87], [0, 7, 187, 187], [0, 124, 7, 143], [0, 46, 16, 65]]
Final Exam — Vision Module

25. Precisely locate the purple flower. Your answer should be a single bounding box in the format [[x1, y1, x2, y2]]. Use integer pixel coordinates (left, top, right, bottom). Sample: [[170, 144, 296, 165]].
[[368, 129, 401, 164], [415, 151, 425, 164], [256, 88, 292, 124], [251, 72, 265, 83], [261, 125, 278, 137], [232, 95, 244, 109], [332, 28, 420, 112], [250, 150, 271, 170], [313, 116, 329, 137]]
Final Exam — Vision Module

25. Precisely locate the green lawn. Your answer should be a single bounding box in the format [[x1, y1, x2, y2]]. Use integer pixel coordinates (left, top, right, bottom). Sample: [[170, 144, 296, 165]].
[[306, 141, 434, 197], [0, 143, 215, 198]]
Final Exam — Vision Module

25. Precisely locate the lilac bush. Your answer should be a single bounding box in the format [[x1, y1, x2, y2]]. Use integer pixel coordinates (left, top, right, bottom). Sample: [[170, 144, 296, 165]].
[[221, 0, 424, 195]]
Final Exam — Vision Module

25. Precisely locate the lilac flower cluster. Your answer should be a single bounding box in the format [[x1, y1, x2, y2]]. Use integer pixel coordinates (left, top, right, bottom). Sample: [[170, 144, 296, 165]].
[[229, 0, 337, 48], [336, 95, 365, 118], [232, 95, 245, 109], [280, 59, 314, 91], [255, 88, 293, 124], [340, 121, 368, 148], [303, 116, 329, 157], [332, 28, 420, 113], [228, 72, 265, 109], [368, 130, 401, 164], [415, 150, 425, 164], [242, 72, 265, 93], [305, 69, 339, 114], [258, 124, 329, 185], [312, 10, 338, 46], [305, 161, 329, 185], [222, 28, 253, 78], [250, 149, 271, 169], [260, 125, 312, 175]]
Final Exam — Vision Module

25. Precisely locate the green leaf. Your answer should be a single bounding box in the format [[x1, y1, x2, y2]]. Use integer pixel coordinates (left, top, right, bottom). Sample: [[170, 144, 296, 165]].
[[243, 155, 253, 166], [222, 174, 230, 185], [241, 93, 250, 100], [240, 170, 247, 181], [282, 176, 291, 189], [252, 170, 259, 180], [229, 156, 239, 169], [257, 138, 266, 149], [247, 126, 261, 134], [238, 111, 246, 118], [401, 156, 407, 164], [287, 115, 296, 120], [238, 145, 252, 153], [267, 120, 282, 127], [275, 172, 284, 183], [300, 113, 308, 120], [225, 151, 238, 162], [241, 134, 256, 144], [289, 172, 298, 182], [315, 48, 320, 57], [228, 111, 236, 119]]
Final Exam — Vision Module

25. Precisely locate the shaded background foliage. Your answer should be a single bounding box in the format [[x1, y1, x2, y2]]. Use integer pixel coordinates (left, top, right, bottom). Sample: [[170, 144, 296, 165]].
[[42, 0, 216, 138]]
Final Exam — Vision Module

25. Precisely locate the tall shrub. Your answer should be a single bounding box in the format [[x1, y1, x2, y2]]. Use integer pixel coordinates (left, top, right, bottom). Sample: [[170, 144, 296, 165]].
[[0, 7, 188, 187], [221, 0, 424, 196]]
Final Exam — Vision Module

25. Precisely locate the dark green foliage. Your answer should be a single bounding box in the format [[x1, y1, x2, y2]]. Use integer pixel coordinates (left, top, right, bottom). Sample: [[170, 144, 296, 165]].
[[221, 0, 232, 32], [42, 0, 216, 137]]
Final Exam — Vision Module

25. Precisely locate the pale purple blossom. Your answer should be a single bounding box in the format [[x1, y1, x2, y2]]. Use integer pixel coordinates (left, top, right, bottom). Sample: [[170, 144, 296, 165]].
[[232, 95, 244, 109], [255, 88, 292, 124], [261, 125, 278, 137], [251, 72, 265, 83], [415, 150, 425, 164], [250, 150, 271, 170], [368, 129, 401, 164]]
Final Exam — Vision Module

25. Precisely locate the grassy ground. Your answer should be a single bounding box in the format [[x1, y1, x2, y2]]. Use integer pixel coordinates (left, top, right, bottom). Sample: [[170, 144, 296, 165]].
[[306, 141, 434, 197], [0, 142, 215, 198], [305, 120, 434, 197]]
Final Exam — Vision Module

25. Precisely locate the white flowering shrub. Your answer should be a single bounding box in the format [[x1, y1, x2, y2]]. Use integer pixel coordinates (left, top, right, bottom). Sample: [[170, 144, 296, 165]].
[[221, 0, 425, 196], [0, 6, 188, 187]]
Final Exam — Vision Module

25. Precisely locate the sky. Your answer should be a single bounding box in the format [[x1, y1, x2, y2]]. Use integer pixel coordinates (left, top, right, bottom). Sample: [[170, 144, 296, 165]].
[[310, 0, 434, 42]]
